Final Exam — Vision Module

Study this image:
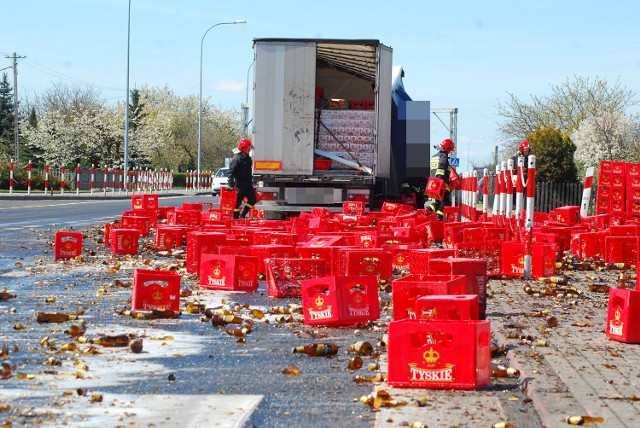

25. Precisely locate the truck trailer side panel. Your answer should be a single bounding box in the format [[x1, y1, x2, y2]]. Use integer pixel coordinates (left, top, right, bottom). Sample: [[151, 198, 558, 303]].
[[253, 41, 316, 175], [375, 44, 393, 179]]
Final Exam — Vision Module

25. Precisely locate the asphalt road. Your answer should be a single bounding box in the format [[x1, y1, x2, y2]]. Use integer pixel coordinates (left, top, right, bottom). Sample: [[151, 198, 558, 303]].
[[0, 196, 389, 427]]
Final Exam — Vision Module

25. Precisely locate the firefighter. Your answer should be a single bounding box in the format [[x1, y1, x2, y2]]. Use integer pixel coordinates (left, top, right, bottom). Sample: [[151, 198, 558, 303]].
[[426, 138, 456, 220], [227, 138, 256, 219]]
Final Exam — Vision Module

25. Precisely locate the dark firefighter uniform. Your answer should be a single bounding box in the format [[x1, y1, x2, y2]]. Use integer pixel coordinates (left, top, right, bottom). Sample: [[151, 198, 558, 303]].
[[426, 149, 451, 220], [228, 150, 256, 219]]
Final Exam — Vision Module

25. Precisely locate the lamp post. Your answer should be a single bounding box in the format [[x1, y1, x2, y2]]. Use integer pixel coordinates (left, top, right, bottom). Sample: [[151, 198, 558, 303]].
[[466, 136, 483, 171], [124, 0, 132, 193], [198, 19, 246, 188], [242, 60, 254, 139]]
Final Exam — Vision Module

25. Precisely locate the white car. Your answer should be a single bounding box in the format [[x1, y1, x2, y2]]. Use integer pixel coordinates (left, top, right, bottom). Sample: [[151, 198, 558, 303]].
[[211, 167, 230, 196]]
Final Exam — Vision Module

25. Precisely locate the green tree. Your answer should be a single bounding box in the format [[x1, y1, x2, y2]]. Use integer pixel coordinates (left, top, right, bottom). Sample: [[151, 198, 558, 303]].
[[528, 127, 578, 183], [497, 76, 637, 155], [0, 72, 14, 160]]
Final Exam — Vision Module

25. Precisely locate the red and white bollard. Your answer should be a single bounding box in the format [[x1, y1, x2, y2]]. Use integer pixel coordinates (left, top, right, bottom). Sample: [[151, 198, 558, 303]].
[[91, 164, 95, 194], [61, 164, 66, 195], [103, 165, 108, 194], [170, 170, 174, 191], [119, 166, 123, 193], [44, 163, 50, 196], [482, 168, 489, 221], [76, 164, 81, 194], [515, 157, 525, 224], [580, 166, 594, 218], [523, 155, 536, 280], [9, 159, 14, 194], [111, 165, 117, 194], [27, 160, 32, 195]]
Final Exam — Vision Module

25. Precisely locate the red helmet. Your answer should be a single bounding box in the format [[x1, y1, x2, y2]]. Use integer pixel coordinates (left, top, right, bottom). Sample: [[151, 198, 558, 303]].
[[237, 139, 253, 154], [519, 140, 531, 155], [439, 138, 455, 153]]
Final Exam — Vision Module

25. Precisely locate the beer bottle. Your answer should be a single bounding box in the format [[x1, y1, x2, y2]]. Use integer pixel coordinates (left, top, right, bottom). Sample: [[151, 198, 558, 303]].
[[37, 312, 80, 323], [0, 290, 16, 301], [1, 359, 16, 379], [618, 272, 628, 289], [491, 366, 520, 378], [349, 341, 373, 355], [226, 325, 250, 337], [83, 334, 131, 347], [129, 338, 144, 353], [211, 314, 244, 326], [292, 343, 338, 357], [347, 356, 363, 370], [563, 415, 604, 425]]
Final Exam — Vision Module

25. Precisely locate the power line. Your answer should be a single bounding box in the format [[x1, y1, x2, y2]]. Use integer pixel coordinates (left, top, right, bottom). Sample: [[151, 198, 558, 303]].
[[22, 57, 124, 92]]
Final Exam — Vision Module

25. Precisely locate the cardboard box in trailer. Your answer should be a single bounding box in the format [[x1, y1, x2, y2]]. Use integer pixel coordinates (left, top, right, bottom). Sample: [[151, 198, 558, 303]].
[[251, 38, 394, 213]]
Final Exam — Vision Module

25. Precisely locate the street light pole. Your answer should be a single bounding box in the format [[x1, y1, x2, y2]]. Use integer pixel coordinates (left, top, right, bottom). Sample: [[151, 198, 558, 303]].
[[466, 136, 483, 171], [124, 0, 132, 193], [198, 19, 246, 188]]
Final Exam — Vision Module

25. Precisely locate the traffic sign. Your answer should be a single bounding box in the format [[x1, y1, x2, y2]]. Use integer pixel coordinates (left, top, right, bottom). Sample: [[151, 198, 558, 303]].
[[450, 157, 460, 167]]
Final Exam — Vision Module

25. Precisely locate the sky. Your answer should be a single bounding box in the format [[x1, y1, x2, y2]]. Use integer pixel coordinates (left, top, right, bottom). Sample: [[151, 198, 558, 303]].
[[3, 0, 640, 170]]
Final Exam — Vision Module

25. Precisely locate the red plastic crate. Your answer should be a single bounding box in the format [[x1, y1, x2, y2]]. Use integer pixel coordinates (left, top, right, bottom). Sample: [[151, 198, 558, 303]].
[[54, 231, 83, 261], [252, 231, 297, 246], [414, 294, 479, 321], [201, 209, 233, 224], [123, 208, 158, 226], [199, 254, 258, 291], [354, 231, 378, 248], [338, 248, 393, 282], [501, 242, 556, 278], [383, 243, 420, 273], [343, 201, 365, 216], [131, 268, 180, 311], [157, 206, 174, 220], [249, 244, 296, 273], [607, 287, 640, 343], [425, 177, 446, 200], [609, 224, 640, 236], [295, 245, 356, 276], [121, 214, 152, 237], [219, 187, 237, 212], [301, 275, 379, 326], [167, 209, 201, 226], [110, 228, 140, 255], [428, 258, 488, 320], [186, 231, 227, 274], [391, 274, 467, 320], [154, 225, 190, 250], [571, 231, 607, 259], [387, 319, 491, 389], [444, 206, 461, 222], [265, 258, 330, 298], [604, 236, 640, 264], [131, 193, 159, 211], [453, 240, 501, 277], [408, 248, 455, 275]]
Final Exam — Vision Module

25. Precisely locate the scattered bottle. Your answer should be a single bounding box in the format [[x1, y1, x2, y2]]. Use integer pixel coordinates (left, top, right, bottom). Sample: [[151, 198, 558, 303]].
[[292, 343, 338, 357], [563, 415, 604, 425], [1, 360, 16, 379], [36, 312, 81, 323], [211, 314, 245, 326], [347, 356, 363, 370], [491, 366, 520, 378], [129, 339, 144, 354], [349, 341, 373, 355], [79, 334, 131, 347], [226, 325, 250, 337]]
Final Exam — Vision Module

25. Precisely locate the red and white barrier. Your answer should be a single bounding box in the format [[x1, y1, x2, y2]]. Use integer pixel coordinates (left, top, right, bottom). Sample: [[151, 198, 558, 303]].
[[76, 164, 81, 195], [9, 159, 14, 195], [90, 164, 95, 194], [61, 164, 66, 194], [27, 160, 32, 195], [523, 155, 537, 279], [44, 163, 49, 195], [580, 166, 594, 218]]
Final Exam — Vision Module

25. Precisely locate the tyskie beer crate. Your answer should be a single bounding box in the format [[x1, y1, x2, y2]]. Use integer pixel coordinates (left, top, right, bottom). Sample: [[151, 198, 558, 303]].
[[252, 231, 297, 246], [453, 240, 501, 277], [604, 236, 640, 265], [428, 258, 488, 320], [295, 245, 356, 276], [123, 207, 158, 226], [387, 319, 491, 389], [186, 231, 227, 274], [414, 294, 479, 321], [219, 187, 237, 212], [131, 268, 180, 311], [54, 231, 83, 261], [121, 213, 152, 237], [154, 225, 193, 250], [131, 193, 159, 211], [607, 286, 640, 343], [338, 248, 393, 282], [501, 242, 556, 278], [408, 248, 455, 275], [343, 200, 365, 216], [391, 274, 467, 320], [265, 258, 329, 298], [110, 228, 140, 255], [301, 275, 379, 326], [199, 254, 258, 291], [167, 209, 201, 226], [249, 244, 296, 274]]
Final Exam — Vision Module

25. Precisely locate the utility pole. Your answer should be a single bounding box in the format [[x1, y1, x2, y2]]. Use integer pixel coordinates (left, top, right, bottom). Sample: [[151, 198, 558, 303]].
[[5, 52, 26, 163]]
